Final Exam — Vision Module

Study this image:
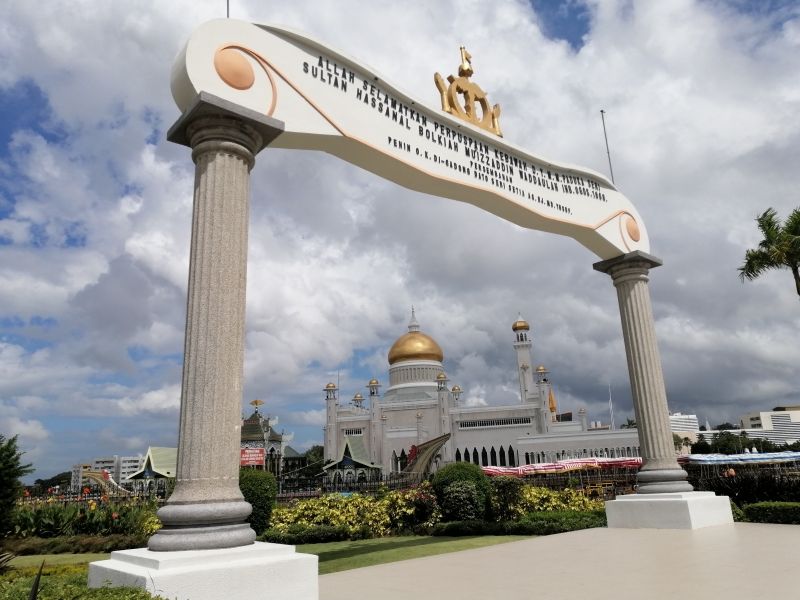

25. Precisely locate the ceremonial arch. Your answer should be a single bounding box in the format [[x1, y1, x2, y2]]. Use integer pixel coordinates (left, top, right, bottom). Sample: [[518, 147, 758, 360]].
[[90, 18, 732, 599]]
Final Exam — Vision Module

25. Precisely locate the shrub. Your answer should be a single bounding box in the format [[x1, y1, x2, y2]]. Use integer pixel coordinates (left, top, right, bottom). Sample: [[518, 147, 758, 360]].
[[3, 534, 147, 556], [730, 500, 746, 522], [431, 463, 490, 518], [743, 501, 800, 524], [270, 493, 390, 538], [519, 509, 606, 534], [260, 524, 352, 545], [11, 501, 160, 539], [430, 510, 606, 537], [514, 486, 603, 515], [239, 469, 278, 535], [431, 520, 498, 536], [441, 481, 482, 522], [489, 476, 524, 522], [383, 483, 441, 533]]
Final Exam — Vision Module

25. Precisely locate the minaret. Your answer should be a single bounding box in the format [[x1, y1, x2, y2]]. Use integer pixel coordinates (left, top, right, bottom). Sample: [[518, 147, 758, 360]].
[[512, 314, 535, 403], [535, 365, 552, 433], [324, 382, 338, 462], [368, 378, 381, 465]]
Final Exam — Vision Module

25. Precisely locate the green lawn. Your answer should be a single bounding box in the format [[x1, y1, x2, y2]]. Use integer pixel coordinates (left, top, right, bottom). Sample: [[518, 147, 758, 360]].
[[7, 535, 530, 577], [299, 535, 530, 574], [10, 553, 109, 569]]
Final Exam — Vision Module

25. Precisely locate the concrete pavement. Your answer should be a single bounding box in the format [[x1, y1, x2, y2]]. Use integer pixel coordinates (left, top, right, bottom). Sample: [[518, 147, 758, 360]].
[[319, 524, 798, 599]]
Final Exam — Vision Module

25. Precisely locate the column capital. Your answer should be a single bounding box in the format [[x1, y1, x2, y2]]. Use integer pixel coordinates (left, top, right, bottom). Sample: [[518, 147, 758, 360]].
[[592, 250, 663, 275], [167, 91, 284, 153]]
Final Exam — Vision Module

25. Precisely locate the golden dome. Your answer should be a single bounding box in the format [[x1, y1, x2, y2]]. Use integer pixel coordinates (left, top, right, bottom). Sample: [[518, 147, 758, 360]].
[[325, 382, 337, 390], [451, 385, 462, 392], [536, 365, 547, 372], [436, 372, 447, 380], [368, 378, 380, 386], [512, 318, 530, 332], [388, 331, 444, 365], [353, 393, 364, 400]]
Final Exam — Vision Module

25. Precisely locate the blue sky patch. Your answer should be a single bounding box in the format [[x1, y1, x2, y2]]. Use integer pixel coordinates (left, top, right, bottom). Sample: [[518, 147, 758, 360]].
[[529, 0, 592, 51]]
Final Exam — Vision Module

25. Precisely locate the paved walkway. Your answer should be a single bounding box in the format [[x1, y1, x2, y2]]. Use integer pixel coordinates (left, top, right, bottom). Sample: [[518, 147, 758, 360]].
[[319, 524, 798, 599]]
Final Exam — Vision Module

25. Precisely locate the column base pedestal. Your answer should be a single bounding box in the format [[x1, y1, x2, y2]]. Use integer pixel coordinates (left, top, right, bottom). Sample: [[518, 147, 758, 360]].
[[606, 492, 733, 529], [88, 542, 318, 600]]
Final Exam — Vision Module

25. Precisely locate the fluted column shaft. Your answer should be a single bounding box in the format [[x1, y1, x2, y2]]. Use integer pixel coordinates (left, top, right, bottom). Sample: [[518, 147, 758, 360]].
[[149, 115, 264, 551], [594, 251, 692, 494]]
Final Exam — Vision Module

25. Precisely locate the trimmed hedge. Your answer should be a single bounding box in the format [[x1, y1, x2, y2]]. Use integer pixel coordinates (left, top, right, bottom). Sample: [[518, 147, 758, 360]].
[[2, 534, 148, 556], [260, 524, 353, 545], [239, 468, 278, 536], [431, 510, 607, 537], [743, 501, 800, 524], [519, 510, 607, 534]]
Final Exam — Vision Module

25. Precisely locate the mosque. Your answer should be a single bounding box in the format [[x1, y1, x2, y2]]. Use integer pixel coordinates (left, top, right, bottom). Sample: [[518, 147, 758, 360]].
[[322, 310, 643, 482]]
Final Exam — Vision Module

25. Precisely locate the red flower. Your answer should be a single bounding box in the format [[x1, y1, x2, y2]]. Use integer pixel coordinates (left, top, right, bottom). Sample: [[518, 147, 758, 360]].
[[112, 512, 119, 520]]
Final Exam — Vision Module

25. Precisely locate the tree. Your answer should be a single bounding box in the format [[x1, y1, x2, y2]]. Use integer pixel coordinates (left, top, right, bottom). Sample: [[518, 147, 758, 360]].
[[739, 207, 800, 298], [297, 445, 324, 478], [0, 434, 34, 534], [691, 434, 711, 454], [620, 418, 637, 429], [714, 422, 738, 431], [34, 471, 71, 490], [239, 468, 277, 535]]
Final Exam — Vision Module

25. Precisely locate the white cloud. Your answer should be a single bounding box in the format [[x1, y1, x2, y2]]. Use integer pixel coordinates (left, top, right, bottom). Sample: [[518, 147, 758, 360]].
[[1, 0, 800, 478]]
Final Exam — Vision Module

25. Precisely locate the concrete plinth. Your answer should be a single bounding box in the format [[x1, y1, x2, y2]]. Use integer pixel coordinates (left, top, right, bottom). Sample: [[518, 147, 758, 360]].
[[89, 542, 318, 600], [605, 492, 733, 529]]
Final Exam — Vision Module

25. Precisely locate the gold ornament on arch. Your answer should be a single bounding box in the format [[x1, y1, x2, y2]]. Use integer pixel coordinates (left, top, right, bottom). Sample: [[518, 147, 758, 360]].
[[434, 47, 502, 137]]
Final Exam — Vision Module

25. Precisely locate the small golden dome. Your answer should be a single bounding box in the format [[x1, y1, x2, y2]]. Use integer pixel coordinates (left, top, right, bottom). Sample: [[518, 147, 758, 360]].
[[436, 372, 447, 380], [512, 318, 530, 332], [388, 331, 444, 365], [368, 378, 380, 386], [325, 382, 337, 390], [353, 393, 364, 400], [451, 385, 461, 392], [536, 365, 547, 372]]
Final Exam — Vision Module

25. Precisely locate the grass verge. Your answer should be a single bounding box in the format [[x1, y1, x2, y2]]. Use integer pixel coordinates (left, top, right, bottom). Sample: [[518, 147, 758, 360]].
[[299, 535, 530, 575]]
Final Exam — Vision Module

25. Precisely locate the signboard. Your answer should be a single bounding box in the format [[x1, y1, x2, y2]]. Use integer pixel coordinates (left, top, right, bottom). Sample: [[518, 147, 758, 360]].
[[240, 448, 265, 467], [171, 19, 648, 260]]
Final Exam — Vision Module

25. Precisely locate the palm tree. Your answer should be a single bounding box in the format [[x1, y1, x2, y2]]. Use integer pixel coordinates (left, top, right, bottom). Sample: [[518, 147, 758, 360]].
[[739, 207, 800, 298]]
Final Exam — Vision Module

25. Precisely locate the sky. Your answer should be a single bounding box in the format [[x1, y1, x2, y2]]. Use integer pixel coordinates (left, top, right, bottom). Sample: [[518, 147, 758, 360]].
[[1, 0, 799, 482]]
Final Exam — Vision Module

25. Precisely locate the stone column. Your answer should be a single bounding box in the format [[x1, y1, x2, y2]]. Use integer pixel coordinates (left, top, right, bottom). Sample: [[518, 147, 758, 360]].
[[594, 250, 692, 494], [149, 94, 283, 551]]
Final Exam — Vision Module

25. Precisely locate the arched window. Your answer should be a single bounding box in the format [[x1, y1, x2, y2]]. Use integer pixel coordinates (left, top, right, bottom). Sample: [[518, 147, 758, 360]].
[[472, 448, 479, 464], [490, 447, 498, 466], [399, 449, 408, 471], [481, 447, 489, 466], [455, 449, 462, 462], [499, 446, 506, 466], [357, 470, 367, 483], [508, 446, 515, 467]]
